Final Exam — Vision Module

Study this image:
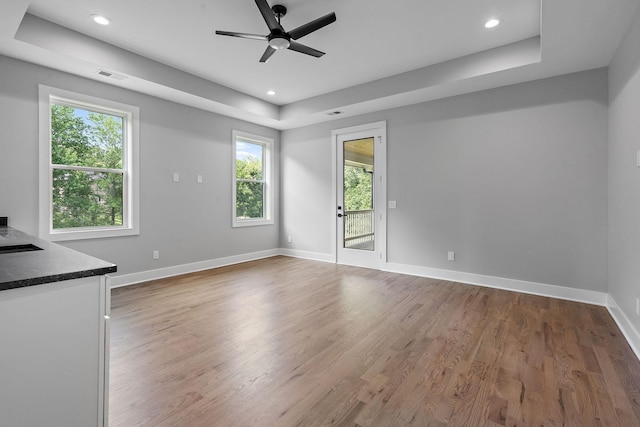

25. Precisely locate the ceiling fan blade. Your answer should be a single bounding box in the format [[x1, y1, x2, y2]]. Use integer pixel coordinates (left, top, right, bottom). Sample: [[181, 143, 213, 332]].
[[215, 31, 267, 41], [259, 46, 277, 63], [255, 0, 284, 32], [288, 12, 336, 40], [288, 41, 325, 58]]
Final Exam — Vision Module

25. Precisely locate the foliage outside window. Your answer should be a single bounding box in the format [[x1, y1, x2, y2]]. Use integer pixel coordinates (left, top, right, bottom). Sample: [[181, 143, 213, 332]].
[[232, 131, 273, 227], [344, 166, 373, 211], [39, 86, 139, 241]]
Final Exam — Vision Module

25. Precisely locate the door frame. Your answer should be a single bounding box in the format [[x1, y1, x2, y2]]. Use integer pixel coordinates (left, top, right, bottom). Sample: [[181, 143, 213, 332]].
[[331, 121, 387, 268]]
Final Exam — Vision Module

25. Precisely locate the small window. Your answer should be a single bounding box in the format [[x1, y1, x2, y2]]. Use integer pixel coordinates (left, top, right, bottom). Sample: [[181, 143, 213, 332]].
[[39, 86, 139, 241], [232, 130, 273, 227]]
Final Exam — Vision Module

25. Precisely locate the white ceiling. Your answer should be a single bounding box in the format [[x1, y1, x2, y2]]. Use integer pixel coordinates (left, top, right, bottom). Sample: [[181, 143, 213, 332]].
[[1, 0, 639, 129], [27, 0, 542, 105]]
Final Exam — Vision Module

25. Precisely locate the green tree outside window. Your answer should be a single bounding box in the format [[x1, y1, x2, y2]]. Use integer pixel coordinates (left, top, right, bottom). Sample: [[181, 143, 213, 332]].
[[235, 141, 265, 219], [51, 104, 125, 229], [344, 166, 373, 211]]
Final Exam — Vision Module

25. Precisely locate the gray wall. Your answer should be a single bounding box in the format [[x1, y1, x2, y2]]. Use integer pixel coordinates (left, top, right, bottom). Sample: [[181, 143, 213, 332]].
[[0, 54, 611, 294], [282, 69, 609, 291], [609, 9, 640, 329], [0, 56, 280, 276]]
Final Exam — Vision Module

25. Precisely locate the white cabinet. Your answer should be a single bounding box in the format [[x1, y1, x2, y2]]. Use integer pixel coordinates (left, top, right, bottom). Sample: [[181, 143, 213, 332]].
[[0, 276, 109, 427]]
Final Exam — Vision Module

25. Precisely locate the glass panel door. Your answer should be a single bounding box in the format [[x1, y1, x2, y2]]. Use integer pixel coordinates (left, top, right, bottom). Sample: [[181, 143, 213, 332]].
[[342, 137, 375, 251], [335, 122, 386, 270]]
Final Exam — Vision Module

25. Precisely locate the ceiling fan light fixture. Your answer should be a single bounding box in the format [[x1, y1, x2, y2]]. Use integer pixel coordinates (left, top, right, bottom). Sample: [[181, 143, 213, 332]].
[[268, 36, 290, 50]]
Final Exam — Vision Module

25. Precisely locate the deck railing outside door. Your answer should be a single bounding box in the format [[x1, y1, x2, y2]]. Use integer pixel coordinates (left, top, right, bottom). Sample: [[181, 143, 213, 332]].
[[344, 209, 374, 250]]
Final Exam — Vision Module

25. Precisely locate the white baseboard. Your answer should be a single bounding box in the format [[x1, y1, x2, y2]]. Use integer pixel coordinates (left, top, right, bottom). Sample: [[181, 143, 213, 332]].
[[111, 254, 607, 305], [278, 248, 335, 263], [383, 262, 608, 306], [606, 295, 640, 361], [108, 249, 280, 288]]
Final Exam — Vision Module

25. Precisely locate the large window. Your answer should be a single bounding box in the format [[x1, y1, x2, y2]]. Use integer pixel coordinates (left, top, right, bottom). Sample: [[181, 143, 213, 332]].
[[39, 86, 139, 241], [232, 130, 273, 227]]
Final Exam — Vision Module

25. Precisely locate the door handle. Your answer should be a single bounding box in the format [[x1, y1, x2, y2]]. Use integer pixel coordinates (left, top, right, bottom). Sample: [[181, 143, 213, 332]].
[[337, 213, 343, 217]]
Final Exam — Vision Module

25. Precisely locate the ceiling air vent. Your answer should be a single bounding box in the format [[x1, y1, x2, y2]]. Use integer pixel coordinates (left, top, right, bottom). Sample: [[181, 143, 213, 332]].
[[97, 70, 126, 80]]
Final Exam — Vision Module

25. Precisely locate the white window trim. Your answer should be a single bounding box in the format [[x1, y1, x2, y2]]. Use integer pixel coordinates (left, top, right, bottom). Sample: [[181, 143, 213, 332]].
[[38, 85, 140, 241], [232, 130, 274, 227]]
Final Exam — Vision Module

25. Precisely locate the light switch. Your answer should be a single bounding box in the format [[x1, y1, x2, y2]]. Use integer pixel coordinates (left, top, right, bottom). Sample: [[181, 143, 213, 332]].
[[637, 150, 640, 167], [197, 175, 203, 184], [173, 173, 180, 182]]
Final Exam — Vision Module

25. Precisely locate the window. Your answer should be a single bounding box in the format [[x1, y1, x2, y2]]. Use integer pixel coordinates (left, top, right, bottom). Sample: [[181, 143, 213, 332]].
[[39, 85, 139, 241], [232, 130, 273, 227]]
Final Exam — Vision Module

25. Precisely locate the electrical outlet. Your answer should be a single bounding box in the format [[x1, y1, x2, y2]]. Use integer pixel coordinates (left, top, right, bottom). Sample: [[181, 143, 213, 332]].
[[153, 250, 159, 260], [287, 235, 292, 243], [448, 251, 455, 261], [636, 298, 640, 316], [173, 173, 180, 182]]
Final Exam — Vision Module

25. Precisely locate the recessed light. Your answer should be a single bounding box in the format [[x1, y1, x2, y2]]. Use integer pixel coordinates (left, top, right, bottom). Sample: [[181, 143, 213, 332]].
[[266, 90, 276, 96], [91, 14, 111, 26], [485, 18, 500, 29]]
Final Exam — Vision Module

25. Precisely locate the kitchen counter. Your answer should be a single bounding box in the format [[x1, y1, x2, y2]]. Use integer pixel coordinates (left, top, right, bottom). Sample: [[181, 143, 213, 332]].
[[0, 225, 113, 426], [0, 226, 117, 291]]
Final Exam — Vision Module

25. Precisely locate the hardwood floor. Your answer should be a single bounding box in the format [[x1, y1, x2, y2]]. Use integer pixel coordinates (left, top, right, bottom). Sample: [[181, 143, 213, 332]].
[[109, 256, 640, 426]]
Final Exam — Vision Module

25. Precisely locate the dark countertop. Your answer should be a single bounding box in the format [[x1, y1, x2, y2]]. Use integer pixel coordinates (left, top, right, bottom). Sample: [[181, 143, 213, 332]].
[[0, 226, 117, 291]]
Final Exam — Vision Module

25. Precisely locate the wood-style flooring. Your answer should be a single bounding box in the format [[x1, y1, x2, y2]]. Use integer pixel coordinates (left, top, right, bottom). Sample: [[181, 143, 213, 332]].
[[109, 256, 640, 426]]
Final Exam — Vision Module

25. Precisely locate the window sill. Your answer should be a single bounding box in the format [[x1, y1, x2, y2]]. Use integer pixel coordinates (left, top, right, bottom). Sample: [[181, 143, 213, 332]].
[[43, 226, 139, 242], [232, 219, 274, 228]]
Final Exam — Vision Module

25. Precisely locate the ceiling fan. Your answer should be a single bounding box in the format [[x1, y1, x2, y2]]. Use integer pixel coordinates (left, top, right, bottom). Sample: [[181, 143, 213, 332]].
[[216, 0, 337, 63]]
